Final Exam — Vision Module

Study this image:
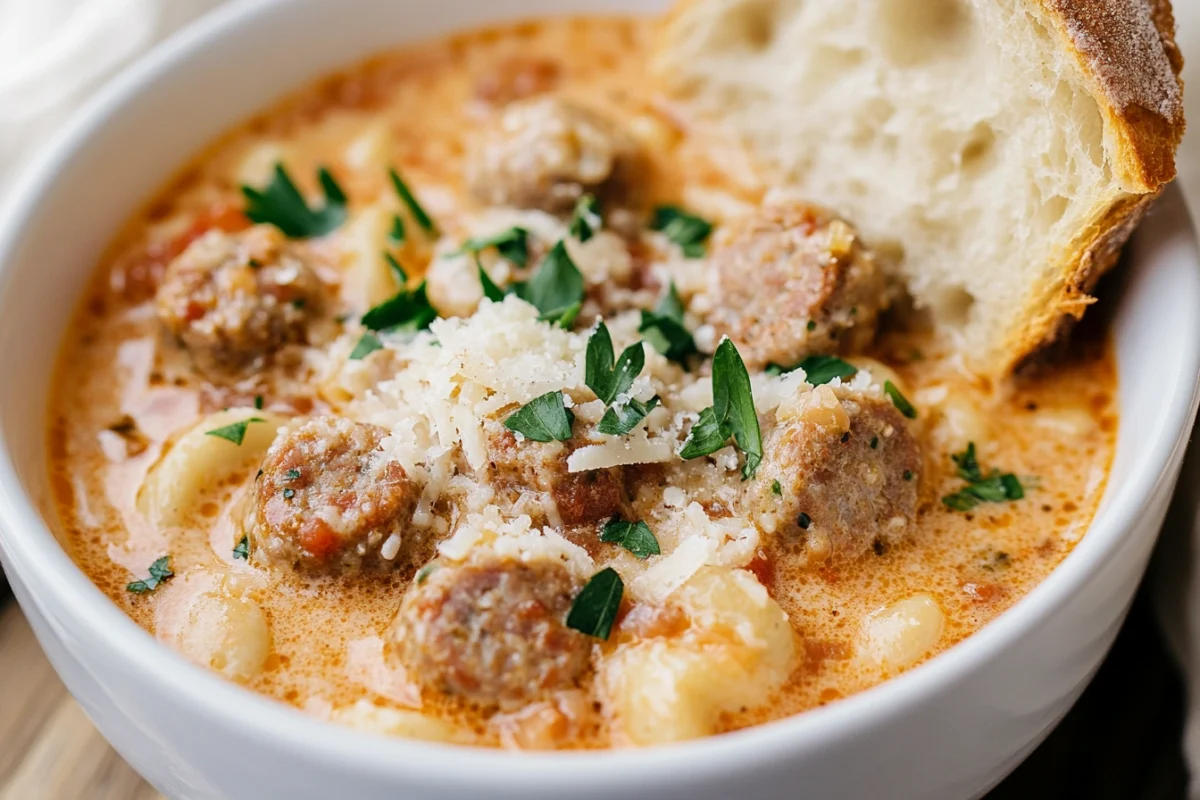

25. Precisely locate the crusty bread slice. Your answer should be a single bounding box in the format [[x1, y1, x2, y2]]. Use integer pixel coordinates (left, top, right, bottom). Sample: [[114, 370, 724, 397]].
[[654, 0, 1184, 378]]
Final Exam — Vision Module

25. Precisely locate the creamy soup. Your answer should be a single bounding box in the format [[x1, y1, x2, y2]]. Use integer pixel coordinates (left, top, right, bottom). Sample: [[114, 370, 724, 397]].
[[47, 17, 1116, 749]]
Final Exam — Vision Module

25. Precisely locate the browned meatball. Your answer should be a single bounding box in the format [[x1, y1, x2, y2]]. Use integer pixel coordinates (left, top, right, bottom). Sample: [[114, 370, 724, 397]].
[[465, 96, 636, 213], [745, 386, 920, 563], [709, 201, 887, 370], [483, 417, 625, 527], [156, 225, 324, 373], [248, 416, 422, 574], [391, 556, 591, 709]]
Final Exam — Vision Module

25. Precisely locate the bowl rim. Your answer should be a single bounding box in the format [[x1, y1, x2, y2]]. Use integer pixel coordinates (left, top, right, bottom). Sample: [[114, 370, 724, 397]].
[[1, 0, 1199, 791]]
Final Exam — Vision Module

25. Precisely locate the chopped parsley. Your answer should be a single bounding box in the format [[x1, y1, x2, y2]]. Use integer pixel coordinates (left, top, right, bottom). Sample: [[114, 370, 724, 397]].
[[478, 263, 507, 303], [504, 391, 574, 442], [679, 338, 763, 479], [797, 512, 812, 530], [385, 252, 408, 284], [242, 163, 347, 238], [389, 168, 437, 235], [282, 487, 296, 500], [766, 355, 858, 385], [253, 395, 264, 410], [460, 226, 530, 268], [650, 205, 713, 258], [600, 518, 661, 560], [349, 331, 384, 360], [870, 436, 880, 449], [598, 396, 660, 436], [639, 282, 697, 365], [285, 468, 301, 481], [942, 443, 1027, 512], [771, 479, 782, 495], [205, 417, 266, 446], [585, 322, 644, 406], [538, 302, 581, 329], [389, 214, 407, 244], [232, 536, 250, 561], [904, 470, 915, 481], [569, 194, 602, 243], [415, 563, 438, 584], [127, 556, 174, 594], [566, 567, 624, 640], [884, 381, 917, 419], [361, 281, 437, 333], [516, 241, 584, 326]]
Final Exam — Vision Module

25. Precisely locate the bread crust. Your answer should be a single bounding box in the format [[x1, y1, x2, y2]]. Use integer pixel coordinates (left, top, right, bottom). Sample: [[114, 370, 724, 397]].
[[1008, 0, 1183, 373]]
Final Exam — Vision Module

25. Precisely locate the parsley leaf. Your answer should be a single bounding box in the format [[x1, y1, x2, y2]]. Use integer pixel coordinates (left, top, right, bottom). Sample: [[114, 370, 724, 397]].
[[651, 205, 713, 258], [766, 355, 858, 385], [639, 282, 697, 364], [586, 322, 645, 405], [127, 556, 174, 594], [362, 281, 437, 333], [478, 262, 506, 302], [516, 241, 585, 323], [385, 252, 408, 284], [942, 443, 1027, 512], [771, 479, 782, 495], [460, 227, 530, 268], [205, 417, 267, 446], [600, 518, 661, 559], [884, 381, 917, 419], [232, 536, 250, 561], [537, 302, 582, 329], [566, 567, 624, 640], [349, 332, 383, 360], [504, 391, 574, 442], [389, 168, 437, 235], [242, 163, 347, 238], [680, 338, 762, 479], [598, 396, 660, 436], [388, 214, 406, 244], [569, 194, 602, 243]]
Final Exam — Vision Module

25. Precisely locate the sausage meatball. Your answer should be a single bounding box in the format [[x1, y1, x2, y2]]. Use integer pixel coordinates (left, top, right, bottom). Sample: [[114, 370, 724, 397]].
[[156, 225, 324, 373], [744, 385, 920, 563], [248, 416, 422, 573], [483, 417, 625, 527], [465, 96, 635, 213], [708, 201, 887, 370], [391, 556, 591, 709]]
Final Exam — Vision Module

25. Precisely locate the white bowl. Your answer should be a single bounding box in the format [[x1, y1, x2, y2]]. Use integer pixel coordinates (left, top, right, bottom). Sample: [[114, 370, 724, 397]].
[[1, 1, 1198, 798]]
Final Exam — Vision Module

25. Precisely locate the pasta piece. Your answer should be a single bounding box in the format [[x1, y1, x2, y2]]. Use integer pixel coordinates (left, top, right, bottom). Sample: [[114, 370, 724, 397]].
[[330, 700, 473, 744], [861, 593, 946, 672], [154, 571, 272, 683], [137, 408, 283, 527], [600, 568, 795, 745], [339, 206, 403, 314], [233, 141, 292, 188]]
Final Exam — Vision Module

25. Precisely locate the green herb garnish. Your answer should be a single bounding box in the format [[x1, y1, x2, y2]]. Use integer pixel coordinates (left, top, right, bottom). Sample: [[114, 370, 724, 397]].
[[942, 443, 1026, 512], [389, 168, 437, 235], [389, 214, 407, 244], [385, 252, 408, 285], [639, 282, 697, 365], [600, 518, 661, 560], [504, 391, 575, 443], [282, 488, 296, 499], [679, 338, 763, 479], [586, 322, 645, 405], [650, 205, 712, 258], [766, 355, 858, 385], [478, 263, 507, 303], [597, 396, 660, 436], [797, 512, 812, 530], [205, 417, 266, 446], [232, 537, 250, 561], [415, 563, 438, 584], [516, 241, 584, 324], [771, 479, 782, 495], [127, 556, 174, 594], [362, 281, 437, 333], [242, 163, 347, 238], [537, 301, 582, 329], [349, 332, 384, 360], [253, 395, 264, 410], [569, 194, 602, 242], [884, 381, 917, 419], [566, 567, 624, 640], [460, 226, 530, 268]]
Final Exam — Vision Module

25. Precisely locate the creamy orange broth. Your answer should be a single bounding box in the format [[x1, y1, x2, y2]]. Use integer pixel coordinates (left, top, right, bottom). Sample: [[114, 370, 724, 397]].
[[47, 17, 1116, 749]]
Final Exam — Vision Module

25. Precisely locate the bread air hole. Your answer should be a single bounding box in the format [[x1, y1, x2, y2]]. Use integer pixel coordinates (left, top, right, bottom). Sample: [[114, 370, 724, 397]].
[[931, 285, 975, 328], [877, 0, 973, 67]]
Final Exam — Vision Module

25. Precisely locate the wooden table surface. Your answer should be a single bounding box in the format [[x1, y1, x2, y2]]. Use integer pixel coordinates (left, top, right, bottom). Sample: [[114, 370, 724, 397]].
[[0, 578, 1186, 799]]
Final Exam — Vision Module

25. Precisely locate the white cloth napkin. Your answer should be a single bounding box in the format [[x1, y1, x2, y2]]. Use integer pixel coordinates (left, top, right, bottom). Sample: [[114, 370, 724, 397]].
[[6, 0, 1200, 794]]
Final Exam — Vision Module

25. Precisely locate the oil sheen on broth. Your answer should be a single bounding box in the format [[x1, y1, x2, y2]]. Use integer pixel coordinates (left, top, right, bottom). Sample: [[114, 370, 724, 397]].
[[47, 18, 1116, 750]]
